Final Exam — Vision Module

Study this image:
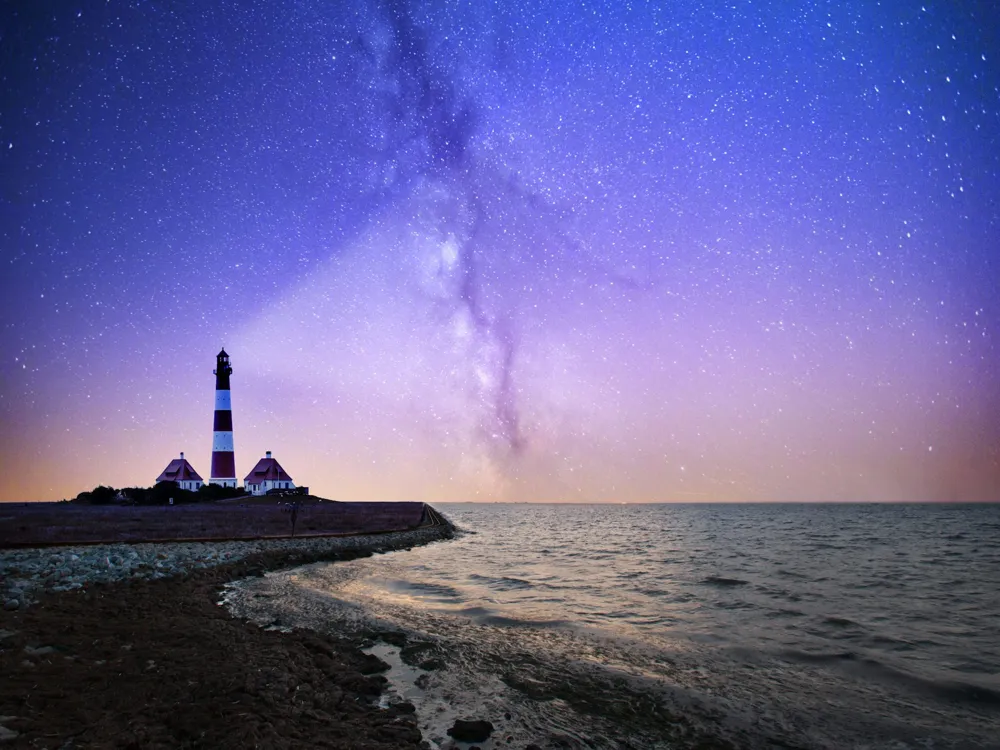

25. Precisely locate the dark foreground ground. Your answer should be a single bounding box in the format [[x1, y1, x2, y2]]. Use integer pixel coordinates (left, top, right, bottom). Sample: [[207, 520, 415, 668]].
[[0, 546, 429, 750]]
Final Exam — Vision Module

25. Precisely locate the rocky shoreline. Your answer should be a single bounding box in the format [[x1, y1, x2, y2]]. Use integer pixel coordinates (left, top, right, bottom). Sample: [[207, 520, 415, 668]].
[[0, 523, 455, 748], [1, 525, 451, 612]]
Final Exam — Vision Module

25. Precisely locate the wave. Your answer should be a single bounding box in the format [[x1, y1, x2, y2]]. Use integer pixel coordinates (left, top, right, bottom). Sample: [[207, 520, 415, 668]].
[[780, 649, 1000, 709], [638, 588, 694, 601], [754, 584, 803, 602], [780, 648, 862, 664], [765, 608, 805, 618], [467, 573, 535, 590], [386, 579, 464, 601], [774, 567, 809, 579], [822, 616, 861, 628], [701, 576, 749, 587], [616, 570, 646, 580], [937, 681, 1000, 708], [465, 612, 573, 629]]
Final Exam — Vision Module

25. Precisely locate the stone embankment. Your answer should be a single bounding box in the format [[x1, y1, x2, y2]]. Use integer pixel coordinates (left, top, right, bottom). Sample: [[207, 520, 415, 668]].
[[1, 523, 452, 613]]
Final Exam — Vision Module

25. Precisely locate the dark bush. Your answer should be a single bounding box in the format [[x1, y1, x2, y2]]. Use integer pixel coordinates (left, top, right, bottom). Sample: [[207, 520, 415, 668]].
[[197, 483, 247, 501], [73, 482, 223, 505], [149, 481, 198, 505], [74, 485, 117, 505]]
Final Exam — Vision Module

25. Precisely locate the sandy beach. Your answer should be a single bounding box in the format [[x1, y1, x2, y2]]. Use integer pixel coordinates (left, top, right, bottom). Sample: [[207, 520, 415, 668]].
[[0, 526, 453, 749]]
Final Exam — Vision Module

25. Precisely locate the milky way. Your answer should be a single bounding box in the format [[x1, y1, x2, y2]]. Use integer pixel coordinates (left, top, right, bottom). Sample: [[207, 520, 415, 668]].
[[1, 0, 998, 502]]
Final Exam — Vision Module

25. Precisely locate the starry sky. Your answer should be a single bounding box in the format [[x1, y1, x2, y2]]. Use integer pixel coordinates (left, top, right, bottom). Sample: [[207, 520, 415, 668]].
[[2, 0, 998, 503]]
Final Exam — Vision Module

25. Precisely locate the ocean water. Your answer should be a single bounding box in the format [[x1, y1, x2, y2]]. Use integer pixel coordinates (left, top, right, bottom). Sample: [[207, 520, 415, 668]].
[[225, 503, 1000, 749]]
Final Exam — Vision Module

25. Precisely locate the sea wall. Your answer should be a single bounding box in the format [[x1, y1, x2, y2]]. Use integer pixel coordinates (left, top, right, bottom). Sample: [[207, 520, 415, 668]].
[[1, 521, 453, 613], [0, 500, 437, 546]]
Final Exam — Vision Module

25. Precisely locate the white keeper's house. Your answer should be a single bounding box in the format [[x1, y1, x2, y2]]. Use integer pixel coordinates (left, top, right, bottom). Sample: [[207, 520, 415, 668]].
[[156, 452, 204, 492], [244, 451, 296, 495]]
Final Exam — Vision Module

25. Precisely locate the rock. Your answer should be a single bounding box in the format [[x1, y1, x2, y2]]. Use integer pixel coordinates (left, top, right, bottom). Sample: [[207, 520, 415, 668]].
[[379, 631, 408, 647], [357, 652, 390, 674], [24, 646, 55, 656], [2, 599, 18, 612], [399, 640, 434, 665], [0, 526, 452, 601], [376, 723, 421, 743], [447, 719, 494, 742], [337, 671, 384, 696]]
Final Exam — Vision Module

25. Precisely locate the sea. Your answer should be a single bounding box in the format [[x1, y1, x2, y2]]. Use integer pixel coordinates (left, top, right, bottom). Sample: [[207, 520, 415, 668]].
[[223, 503, 1000, 750]]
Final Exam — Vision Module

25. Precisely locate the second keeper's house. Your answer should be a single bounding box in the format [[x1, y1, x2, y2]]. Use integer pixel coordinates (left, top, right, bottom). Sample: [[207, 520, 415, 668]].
[[244, 451, 296, 495]]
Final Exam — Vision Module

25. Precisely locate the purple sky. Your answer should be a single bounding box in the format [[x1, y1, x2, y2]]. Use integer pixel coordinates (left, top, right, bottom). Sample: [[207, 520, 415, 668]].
[[2, 0, 998, 502]]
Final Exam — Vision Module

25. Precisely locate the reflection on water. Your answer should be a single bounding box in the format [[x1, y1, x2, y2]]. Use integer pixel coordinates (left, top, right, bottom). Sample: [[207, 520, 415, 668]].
[[226, 503, 1000, 749]]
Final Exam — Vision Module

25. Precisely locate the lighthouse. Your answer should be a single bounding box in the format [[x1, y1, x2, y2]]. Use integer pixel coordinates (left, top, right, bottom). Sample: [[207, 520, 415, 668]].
[[209, 348, 238, 487]]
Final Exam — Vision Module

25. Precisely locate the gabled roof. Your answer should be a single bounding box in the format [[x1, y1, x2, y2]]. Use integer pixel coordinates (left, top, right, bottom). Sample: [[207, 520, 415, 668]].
[[244, 457, 293, 484], [157, 458, 203, 483]]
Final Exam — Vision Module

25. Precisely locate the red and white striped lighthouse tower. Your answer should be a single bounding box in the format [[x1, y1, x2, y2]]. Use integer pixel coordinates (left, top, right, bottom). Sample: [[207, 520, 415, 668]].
[[209, 348, 238, 487]]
